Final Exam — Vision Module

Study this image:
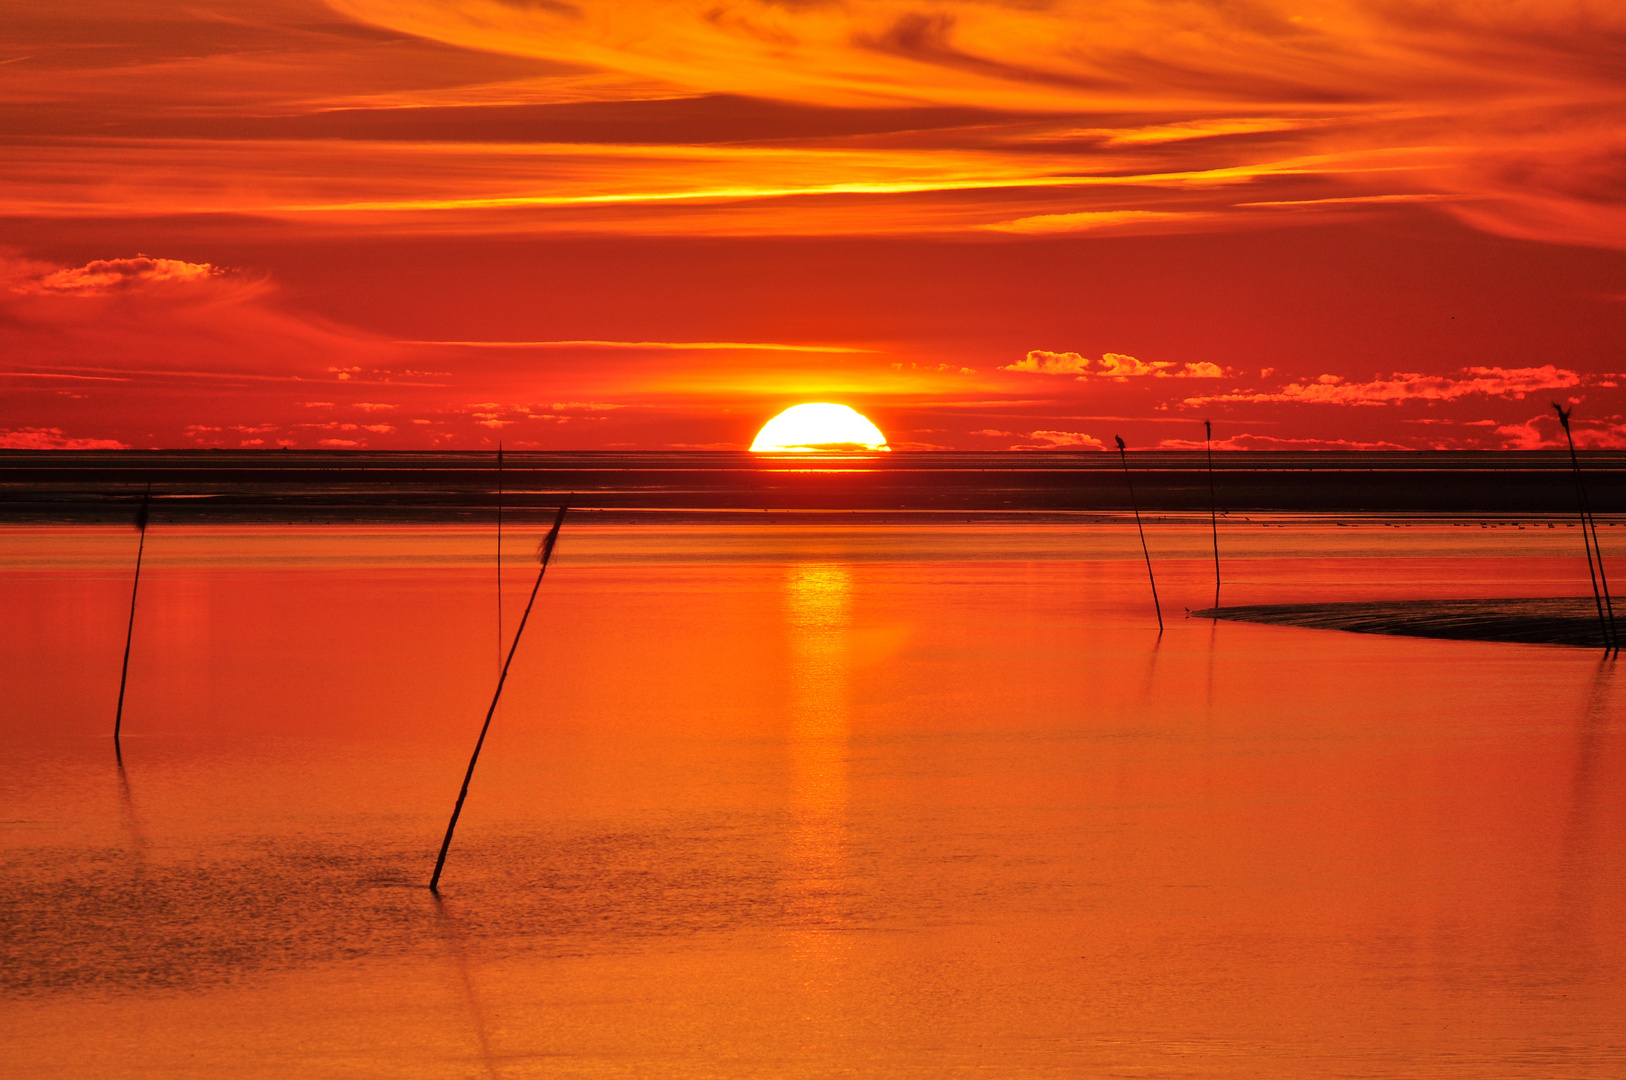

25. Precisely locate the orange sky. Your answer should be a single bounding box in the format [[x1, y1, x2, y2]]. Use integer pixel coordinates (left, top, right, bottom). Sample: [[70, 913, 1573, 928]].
[[4, 0, 1625, 450]]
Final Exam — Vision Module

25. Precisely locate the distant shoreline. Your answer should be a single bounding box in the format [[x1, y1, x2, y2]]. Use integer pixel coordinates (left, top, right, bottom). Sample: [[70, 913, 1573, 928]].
[[4, 449, 1624, 522]]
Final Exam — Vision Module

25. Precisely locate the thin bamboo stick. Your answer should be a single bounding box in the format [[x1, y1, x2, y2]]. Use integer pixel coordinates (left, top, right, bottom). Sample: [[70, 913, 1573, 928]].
[[1115, 436, 1162, 633], [113, 485, 151, 750], [1206, 419, 1220, 611], [430, 502, 569, 892]]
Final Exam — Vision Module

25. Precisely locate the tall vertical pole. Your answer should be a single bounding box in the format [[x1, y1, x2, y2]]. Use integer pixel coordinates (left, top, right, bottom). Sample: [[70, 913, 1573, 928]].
[[113, 485, 151, 752], [496, 444, 503, 672], [1116, 436, 1162, 634], [1554, 404, 1614, 653], [1592, 508, 1619, 656], [431, 503, 568, 892], [1206, 419, 1220, 611]]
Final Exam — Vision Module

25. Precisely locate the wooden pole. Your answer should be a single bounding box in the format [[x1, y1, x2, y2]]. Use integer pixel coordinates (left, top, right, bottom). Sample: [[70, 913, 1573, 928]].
[[1580, 448, 1619, 655], [1206, 419, 1220, 611], [430, 502, 569, 892], [113, 485, 151, 751], [1592, 508, 1619, 656], [1115, 436, 1162, 634], [496, 444, 503, 673], [1554, 404, 1615, 653]]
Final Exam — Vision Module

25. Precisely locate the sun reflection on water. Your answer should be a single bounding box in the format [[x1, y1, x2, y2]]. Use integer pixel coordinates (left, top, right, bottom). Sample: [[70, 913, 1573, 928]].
[[782, 564, 851, 933]]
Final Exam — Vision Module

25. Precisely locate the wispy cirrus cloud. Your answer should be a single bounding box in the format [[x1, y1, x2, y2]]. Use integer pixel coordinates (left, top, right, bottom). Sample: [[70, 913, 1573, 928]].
[[405, 339, 872, 353], [0, 255, 376, 377], [0, 252, 421, 448], [297, 0, 1626, 246], [321, 0, 1625, 114], [0, 136, 1342, 238], [983, 210, 1208, 235], [0, 1, 1619, 245]]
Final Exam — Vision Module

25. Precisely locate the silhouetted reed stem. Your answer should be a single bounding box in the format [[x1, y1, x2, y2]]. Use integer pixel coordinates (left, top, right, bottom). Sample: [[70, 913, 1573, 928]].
[[430, 502, 568, 893], [1115, 436, 1162, 633], [1555, 404, 1616, 653], [113, 485, 151, 750], [1206, 419, 1220, 611]]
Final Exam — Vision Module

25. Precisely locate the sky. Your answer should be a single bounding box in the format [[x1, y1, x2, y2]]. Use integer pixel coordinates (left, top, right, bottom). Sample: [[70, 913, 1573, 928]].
[[4, 0, 1626, 451]]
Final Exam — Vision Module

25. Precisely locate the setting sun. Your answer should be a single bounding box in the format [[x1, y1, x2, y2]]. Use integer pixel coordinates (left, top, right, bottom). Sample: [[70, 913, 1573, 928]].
[[749, 403, 889, 452]]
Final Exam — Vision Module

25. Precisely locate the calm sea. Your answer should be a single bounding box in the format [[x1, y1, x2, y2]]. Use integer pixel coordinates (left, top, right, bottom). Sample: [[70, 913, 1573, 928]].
[[3, 518, 1622, 1077]]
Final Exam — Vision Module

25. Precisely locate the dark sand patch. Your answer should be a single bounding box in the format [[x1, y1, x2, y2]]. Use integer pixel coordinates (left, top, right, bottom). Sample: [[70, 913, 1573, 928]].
[[1193, 598, 1616, 648]]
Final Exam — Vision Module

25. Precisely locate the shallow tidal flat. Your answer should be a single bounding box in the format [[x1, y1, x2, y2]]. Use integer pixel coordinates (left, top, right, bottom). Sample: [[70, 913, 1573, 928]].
[[5, 448, 1625, 521], [1201, 597, 1618, 648], [2, 519, 1623, 1078]]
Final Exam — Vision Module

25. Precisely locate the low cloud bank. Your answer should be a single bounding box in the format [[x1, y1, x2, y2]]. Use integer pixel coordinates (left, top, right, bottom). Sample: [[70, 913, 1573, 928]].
[[1184, 366, 1583, 407], [8, 257, 219, 296], [1006, 351, 1224, 380]]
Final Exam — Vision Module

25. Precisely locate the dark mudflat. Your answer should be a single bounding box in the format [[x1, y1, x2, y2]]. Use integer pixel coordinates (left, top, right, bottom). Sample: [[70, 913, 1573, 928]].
[[3, 449, 1625, 522], [1193, 598, 1618, 648]]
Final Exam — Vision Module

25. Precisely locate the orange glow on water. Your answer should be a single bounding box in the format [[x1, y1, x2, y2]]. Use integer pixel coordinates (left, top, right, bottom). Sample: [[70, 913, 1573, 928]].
[[3, 519, 1624, 1080]]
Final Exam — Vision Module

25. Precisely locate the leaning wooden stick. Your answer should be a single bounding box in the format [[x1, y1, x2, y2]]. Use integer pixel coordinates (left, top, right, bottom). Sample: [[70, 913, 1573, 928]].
[[1205, 419, 1220, 611], [113, 485, 151, 751], [1554, 404, 1616, 653], [1115, 436, 1162, 633], [430, 502, 568, 892]]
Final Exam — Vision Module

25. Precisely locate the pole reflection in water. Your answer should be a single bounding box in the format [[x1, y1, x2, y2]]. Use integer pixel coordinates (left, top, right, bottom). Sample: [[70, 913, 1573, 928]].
[[431, 897, 501, 1080], [781, 564, 852, 933], [114, 756, 148, 861], [1555, 657, 1618, 950]]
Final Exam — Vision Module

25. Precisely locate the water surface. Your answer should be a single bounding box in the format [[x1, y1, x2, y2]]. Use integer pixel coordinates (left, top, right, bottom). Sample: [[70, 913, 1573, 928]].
[[3, 521, 1622, 1077]]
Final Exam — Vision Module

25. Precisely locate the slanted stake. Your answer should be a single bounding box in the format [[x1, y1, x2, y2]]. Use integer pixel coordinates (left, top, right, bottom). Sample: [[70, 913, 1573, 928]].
[[114, 484, 152, 753], [430, 502, 569, 892]]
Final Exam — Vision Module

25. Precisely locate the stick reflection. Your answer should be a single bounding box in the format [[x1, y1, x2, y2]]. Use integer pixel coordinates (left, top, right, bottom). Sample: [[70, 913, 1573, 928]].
[[1556, 656, 1618, 947], [432, 897, 502, 1080]]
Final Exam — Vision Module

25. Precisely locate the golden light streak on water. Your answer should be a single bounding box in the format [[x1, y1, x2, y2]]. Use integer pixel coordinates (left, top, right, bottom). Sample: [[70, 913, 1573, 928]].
[[783, 564, 851, 930]]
